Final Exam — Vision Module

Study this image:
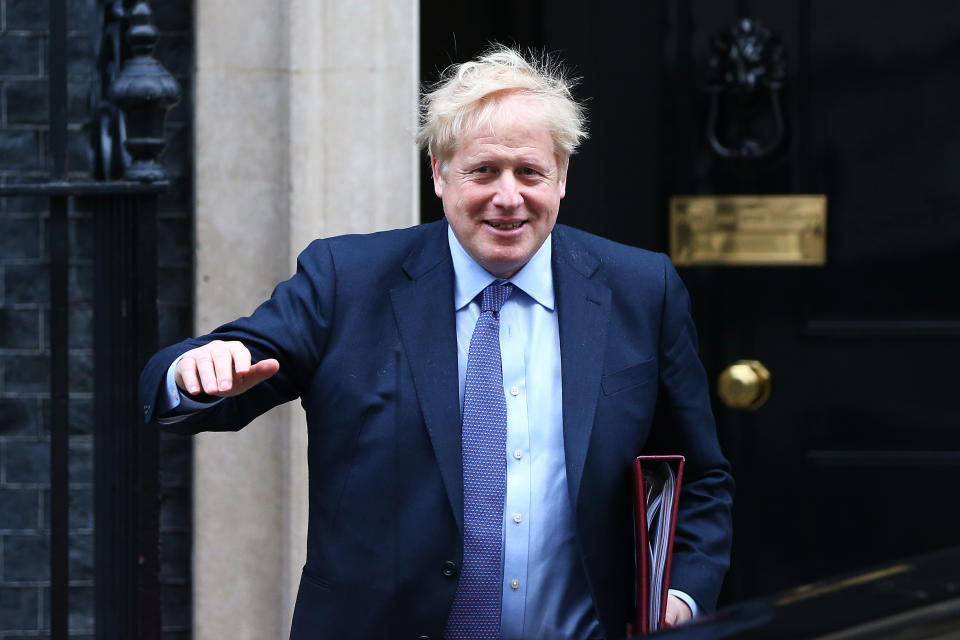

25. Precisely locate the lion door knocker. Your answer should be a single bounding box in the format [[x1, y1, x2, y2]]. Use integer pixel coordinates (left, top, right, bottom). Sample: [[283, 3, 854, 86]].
[[706, 18, 787, 159]]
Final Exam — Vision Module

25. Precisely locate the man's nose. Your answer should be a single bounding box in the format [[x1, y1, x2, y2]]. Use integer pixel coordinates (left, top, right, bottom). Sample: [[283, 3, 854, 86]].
[[491, 172, 523, 209]]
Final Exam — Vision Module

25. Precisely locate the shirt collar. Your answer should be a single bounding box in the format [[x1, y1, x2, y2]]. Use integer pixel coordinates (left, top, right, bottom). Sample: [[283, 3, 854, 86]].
[[447, 224, 555, 312]]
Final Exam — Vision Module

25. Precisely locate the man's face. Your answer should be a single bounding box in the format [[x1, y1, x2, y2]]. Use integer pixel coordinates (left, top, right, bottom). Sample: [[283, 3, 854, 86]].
[[432, 94, 567, 279]]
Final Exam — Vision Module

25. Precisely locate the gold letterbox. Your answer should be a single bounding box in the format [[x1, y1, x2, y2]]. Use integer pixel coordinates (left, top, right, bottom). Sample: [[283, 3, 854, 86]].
[[669, 195, 826, 266]]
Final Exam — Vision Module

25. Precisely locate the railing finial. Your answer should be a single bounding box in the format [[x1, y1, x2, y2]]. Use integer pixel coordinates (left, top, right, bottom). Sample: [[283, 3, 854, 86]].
[[109, 0, 181, 182]]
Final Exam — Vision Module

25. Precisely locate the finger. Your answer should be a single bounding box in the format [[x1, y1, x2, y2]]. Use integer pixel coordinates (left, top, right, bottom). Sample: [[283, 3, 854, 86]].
[[210, 344, 235, 393], [229, 342, 252, 375], [176, 356, 202, 395], [194, 350, 219, 395]]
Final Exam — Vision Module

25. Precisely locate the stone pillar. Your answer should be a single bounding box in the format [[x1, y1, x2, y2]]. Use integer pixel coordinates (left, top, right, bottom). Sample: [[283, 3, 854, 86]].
[[193, 1, 419, 637]]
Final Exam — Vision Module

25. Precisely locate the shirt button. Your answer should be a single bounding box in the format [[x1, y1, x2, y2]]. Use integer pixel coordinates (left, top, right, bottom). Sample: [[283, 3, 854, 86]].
[[510, 579, 520, 590], [513, 449, 523, 460], [513, 512, 522, 524], [510, 385, 519, 396]]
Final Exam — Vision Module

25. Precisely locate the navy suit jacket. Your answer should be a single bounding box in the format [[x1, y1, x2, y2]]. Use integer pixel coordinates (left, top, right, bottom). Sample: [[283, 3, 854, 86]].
[[139, 220, 733, 639]]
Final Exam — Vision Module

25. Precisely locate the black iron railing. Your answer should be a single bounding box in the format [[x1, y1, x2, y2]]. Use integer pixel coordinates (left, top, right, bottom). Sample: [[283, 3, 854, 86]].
[[0, 1, 180, 638]]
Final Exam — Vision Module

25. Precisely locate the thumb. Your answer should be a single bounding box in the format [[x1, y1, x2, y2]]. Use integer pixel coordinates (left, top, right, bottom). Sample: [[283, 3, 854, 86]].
[[240, 358, 280, 387]]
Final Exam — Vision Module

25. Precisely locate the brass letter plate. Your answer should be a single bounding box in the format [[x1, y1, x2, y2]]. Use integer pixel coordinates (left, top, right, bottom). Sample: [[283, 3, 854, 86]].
[[669, 195, 826, 266]]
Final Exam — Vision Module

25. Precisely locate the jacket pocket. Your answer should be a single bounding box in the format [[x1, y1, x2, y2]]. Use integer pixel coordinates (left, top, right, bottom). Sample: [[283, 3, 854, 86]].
[[601, 358, 657, 396]]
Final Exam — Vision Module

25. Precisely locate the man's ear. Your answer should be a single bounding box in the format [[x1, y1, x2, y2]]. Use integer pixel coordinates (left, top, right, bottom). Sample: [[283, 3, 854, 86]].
[[430, 155, 444, 198], [558, 157, 569, 200]]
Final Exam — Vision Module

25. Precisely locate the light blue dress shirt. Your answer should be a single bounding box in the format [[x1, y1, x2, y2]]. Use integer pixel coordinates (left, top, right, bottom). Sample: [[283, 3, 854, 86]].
[[448, 227, 602, 639], [448, 228, 698, 638], [158, 228, 699, 636]]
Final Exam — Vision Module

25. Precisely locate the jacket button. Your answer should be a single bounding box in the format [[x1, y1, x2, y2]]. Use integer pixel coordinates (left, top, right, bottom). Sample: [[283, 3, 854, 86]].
[[441, 561, 458, 577], [417, 636, 430, 639]]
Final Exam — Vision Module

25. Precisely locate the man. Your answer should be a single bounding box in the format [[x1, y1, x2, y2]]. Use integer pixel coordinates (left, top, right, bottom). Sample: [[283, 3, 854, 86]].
[[140, 46, 733, 639]]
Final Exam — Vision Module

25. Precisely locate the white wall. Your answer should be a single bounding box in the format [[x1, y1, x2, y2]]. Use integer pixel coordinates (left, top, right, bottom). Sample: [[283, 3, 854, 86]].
[[193, 2, 419, 636]]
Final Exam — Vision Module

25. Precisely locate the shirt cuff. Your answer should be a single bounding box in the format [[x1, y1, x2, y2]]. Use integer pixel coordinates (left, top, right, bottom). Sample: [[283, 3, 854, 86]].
[[157, 354, 224, 424], [668, 589, 700, 619]]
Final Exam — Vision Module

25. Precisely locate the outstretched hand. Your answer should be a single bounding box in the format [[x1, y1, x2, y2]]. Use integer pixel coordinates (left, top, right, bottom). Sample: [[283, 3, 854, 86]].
[[175, 340, 279, 398]]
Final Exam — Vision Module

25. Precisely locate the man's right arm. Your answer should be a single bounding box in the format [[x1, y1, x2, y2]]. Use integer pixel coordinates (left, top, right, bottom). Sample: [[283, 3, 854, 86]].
[[139, 238, 337, 432]]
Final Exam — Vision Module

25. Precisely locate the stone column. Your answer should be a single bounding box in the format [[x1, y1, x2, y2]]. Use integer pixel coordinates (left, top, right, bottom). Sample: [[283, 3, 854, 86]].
[[193, 1, 419, 637]]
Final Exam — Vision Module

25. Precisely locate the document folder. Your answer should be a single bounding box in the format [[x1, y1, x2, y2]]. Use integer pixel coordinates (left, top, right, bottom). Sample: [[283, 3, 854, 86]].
[[632, 455, 685, 635]]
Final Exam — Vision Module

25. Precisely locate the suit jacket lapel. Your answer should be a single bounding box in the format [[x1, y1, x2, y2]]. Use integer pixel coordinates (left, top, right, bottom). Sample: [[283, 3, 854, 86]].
[[553, 227, 611, 510], [390, 223, 464, 531], [390, 224, 612, 530]]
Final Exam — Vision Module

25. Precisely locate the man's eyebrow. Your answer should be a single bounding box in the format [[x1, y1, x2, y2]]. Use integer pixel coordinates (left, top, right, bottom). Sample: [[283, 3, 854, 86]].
[[460, 149, 554, 168]]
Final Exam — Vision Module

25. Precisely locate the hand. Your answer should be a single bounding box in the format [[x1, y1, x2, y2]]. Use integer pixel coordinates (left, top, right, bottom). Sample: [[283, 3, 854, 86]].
[[663, 595, 693, 628], [175, 340, 279, 397]]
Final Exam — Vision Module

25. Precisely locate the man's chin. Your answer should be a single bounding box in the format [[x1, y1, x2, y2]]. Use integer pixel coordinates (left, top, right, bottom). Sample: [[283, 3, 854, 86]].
[[479, 254, 529, 279]]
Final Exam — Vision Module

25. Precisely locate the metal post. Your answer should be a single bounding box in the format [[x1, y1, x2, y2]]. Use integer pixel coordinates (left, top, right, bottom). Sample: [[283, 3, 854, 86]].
[[93, 2, 177, 637], [92, 192, 158, 639], [48, 0, 70, 637], [136, 196, 160, 638]]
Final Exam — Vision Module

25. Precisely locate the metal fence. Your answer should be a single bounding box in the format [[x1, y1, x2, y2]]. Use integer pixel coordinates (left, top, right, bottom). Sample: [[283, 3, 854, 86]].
[[0, 1, 180, 637]]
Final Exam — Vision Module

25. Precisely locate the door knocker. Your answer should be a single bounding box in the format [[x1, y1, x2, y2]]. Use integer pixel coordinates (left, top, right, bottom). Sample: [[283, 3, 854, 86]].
[[706, 18, 787, 159]]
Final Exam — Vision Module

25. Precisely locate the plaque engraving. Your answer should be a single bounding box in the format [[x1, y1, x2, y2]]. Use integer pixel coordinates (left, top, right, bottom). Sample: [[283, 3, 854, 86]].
[[670, 195, 826, 266]]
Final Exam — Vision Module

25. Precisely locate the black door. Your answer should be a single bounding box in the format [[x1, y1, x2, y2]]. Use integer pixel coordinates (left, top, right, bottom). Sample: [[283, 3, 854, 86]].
[[657, 1, 960, 602], [421, 0, 960, 606]]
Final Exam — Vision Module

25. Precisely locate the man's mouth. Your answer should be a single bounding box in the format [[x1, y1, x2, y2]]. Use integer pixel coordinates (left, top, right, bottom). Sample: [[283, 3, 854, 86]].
[[486, 221, 524, 230]]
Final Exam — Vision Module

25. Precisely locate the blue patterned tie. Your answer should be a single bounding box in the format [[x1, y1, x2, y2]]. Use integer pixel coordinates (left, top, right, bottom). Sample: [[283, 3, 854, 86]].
[[445, 282, 513, 639]]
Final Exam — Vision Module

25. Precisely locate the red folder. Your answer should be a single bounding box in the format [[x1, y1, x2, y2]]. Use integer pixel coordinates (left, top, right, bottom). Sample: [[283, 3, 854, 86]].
[[632, 455, 685, 635]]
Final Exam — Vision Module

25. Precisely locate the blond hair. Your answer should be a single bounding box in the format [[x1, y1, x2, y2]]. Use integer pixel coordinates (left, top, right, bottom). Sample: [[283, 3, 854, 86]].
[[417, 45, 588, 173]]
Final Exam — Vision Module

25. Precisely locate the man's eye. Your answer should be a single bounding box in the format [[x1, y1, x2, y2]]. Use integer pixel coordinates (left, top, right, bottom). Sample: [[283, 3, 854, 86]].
[[474, 166, 491, 174], [520, 167, 540, 176]]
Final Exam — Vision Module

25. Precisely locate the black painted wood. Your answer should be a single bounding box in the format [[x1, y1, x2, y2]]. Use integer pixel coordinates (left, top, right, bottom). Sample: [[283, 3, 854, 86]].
[[420, 0, 960, 611], [808, 451, 960, 468], [663, 0, 960, 603], [803, 320, 960, 338]]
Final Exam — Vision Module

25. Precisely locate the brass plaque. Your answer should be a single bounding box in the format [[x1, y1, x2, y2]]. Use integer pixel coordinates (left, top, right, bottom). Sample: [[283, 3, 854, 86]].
[[670, 195, 826, 266]]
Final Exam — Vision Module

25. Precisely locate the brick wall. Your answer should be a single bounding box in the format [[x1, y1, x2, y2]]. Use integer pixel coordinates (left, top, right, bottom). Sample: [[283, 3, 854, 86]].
[[0, 0, 193, 637]]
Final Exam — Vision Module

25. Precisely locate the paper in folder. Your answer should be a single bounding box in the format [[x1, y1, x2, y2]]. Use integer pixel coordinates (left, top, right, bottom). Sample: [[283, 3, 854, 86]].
[[632, 455, 685, 635]]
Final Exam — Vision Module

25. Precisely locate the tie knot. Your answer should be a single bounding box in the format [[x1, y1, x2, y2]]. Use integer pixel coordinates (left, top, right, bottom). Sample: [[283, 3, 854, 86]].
[[480, 282, 513, 315]]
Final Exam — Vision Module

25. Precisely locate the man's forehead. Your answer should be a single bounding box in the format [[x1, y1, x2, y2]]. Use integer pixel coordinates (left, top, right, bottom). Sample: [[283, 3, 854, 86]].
[[462, 135, 553, 156], [456, 106, 557, 159]]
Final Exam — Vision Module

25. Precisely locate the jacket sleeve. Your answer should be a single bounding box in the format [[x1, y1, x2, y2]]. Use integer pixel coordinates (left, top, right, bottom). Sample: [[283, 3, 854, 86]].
[[653, 253, 734, 612], [138, 238, 336, 434]]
